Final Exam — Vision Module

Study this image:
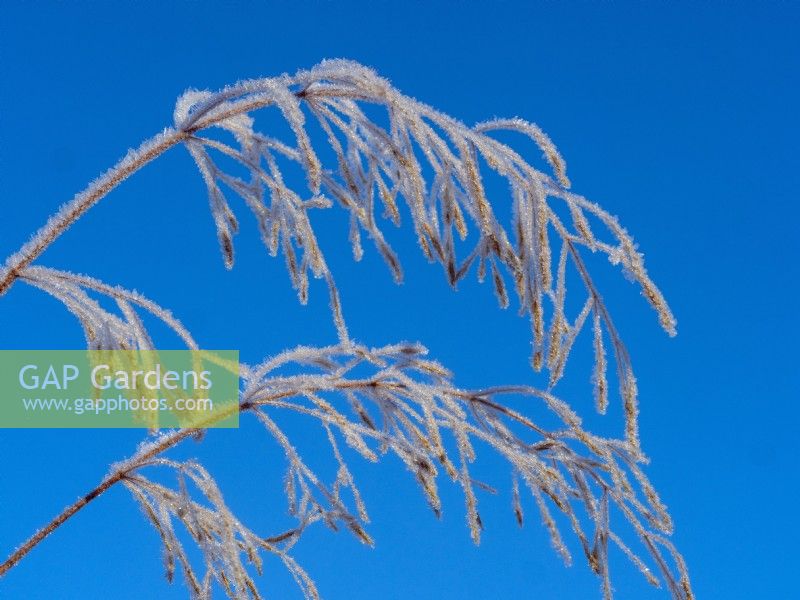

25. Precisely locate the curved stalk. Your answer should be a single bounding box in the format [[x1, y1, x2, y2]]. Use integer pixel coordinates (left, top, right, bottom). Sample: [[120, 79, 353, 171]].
[[0, 128, 188, 297], [1, 381, 366, 577], [0, 426, 196, 577]]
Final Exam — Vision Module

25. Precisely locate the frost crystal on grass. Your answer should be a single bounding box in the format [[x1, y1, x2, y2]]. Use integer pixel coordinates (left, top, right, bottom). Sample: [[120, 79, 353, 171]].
[[1, 60, 691, 600]]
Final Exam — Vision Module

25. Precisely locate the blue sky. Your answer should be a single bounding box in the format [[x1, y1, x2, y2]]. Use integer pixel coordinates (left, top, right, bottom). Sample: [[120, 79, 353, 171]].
[[1, 2, 798, 599]]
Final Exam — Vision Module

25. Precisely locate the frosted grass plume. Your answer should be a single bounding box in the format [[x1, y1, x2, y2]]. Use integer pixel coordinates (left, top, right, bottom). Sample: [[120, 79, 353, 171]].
[[0, 60, 690, 599]]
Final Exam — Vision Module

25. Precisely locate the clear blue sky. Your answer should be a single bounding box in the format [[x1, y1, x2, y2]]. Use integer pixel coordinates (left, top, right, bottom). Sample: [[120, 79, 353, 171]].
[[1, 2, 798, 599]]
